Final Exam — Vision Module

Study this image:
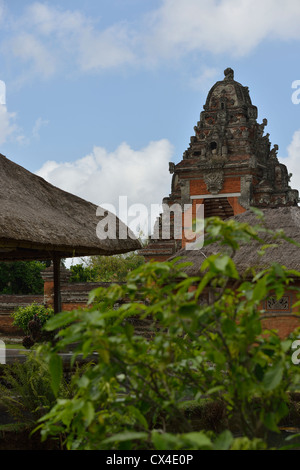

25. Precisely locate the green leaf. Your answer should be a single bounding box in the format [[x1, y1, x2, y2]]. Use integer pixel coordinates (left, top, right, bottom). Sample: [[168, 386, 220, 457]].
[[128, 406, 149, 430], [222, 318, 237, 335], [124, 322, 134, 340], [82, 402, 95, 427], [182, 432, 213, 449], [45, 311, 73, 330], [151, 432, 183, 450], [206, 386, 225, 395], [213, 431, 234, 450], [263, 362, 284, 391], [77, 375, 90, 389], [49, 354, 63, 397], [263, 412, 280, 433], [178, 304, 199, 317], [102, 432, 148, 445], [281, 339, 292, 353], [253, 277, 268, 301]]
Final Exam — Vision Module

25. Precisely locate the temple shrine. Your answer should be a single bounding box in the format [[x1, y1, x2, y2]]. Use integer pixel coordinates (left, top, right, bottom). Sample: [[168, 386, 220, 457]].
[[141, 68, 299, 261]]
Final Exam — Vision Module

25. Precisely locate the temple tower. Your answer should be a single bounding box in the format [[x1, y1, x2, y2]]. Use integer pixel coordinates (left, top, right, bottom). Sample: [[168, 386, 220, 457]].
[[141, 68, 299, 261]]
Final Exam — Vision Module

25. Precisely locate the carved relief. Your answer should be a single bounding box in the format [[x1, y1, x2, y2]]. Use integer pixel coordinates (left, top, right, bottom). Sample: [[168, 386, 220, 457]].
[[169, 162, 175, 174], [204, 170, 224, 195], [266, 296, 290, 312]]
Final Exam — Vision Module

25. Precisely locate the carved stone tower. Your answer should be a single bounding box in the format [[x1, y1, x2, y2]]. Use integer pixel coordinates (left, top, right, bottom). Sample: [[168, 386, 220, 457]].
[[141, 68, 299, 261]]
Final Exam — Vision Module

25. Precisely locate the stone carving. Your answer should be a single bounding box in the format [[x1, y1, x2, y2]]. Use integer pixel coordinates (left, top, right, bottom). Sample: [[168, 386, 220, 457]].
[[169, 162, 175, 174], [222, 145, 228, 156], [204, 169, 224, 195], [266, 296, 290, 311], [248, 107, 258, 119], [269, 144, 279, 161], [224, 68, 234, 81], [257, 118, 268, 137], [239, 175, 253, 209]]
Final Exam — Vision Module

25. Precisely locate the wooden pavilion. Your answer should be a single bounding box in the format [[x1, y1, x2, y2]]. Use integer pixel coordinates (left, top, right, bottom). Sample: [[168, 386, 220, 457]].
[[0, 153, 141, 313]]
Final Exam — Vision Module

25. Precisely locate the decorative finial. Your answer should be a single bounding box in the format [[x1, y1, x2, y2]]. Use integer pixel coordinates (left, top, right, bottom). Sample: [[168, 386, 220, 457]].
[[224, 68, 234, 81]]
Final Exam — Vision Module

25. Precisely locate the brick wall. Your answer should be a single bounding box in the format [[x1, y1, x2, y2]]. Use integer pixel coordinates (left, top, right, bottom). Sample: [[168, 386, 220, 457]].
[[0, 281, 119, 337], [0, 295, 44, 335], [262, 316, 300, 339], [1, 271, 299, 340], [190, 177, 241, 196]]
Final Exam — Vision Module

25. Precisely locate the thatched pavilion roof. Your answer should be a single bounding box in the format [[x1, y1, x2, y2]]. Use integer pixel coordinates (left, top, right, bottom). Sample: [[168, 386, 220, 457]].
[[169, 207, 300, 276], [0, 153, 141, 261]]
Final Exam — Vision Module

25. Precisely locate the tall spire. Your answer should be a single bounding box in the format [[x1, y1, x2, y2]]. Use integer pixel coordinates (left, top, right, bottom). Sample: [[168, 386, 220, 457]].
[[140, 69, 299, 262]]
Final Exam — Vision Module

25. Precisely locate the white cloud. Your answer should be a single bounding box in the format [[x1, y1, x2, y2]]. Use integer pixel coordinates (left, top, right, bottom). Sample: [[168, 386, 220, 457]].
[[24, 2, 86, 36], [144, 0, 300, 60], [7, 2, 136, 78], [35, 139, 173, 234], [9, 32, 57, 79], [0, 104, 17, 145], [281, 129, 300, 193], [0, 80, 5, 105], [0, 104, 47, 146], [0, 1, 5, 24], [1, 0, 300, 82], [189, 67, 220, 91], [76, 24, 136, 71], [32, 117, 49, 139], [3, 0, 300, 81]]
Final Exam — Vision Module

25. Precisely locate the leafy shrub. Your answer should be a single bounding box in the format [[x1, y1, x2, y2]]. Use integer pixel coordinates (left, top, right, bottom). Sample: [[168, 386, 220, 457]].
[[0, 353, 72, 425], [69, 253, 145, 283], [69, 264, 97, 283], [35, 216, 300, 450], [0, 261, 47, 294], [12, 303, 54, 335]]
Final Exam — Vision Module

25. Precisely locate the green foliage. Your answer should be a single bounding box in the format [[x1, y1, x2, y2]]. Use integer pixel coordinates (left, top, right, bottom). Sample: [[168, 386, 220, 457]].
[[12, 303, 54, 335], [69, 264, 97, 283], [35, 216, 300, 450], [69, 252, 145, 283], [91, 252, 145, 281], [0, 353, 72, 425], [0, 261, 47, 295]]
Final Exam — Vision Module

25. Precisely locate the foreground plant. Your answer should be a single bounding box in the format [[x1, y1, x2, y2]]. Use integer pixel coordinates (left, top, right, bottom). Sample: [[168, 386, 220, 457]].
[[0, 353, 72, 426], [35, 216, 300, 450]]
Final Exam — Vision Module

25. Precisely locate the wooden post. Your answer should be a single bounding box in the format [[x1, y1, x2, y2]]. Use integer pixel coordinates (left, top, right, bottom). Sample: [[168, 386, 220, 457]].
[[53, 254, 61, 314]]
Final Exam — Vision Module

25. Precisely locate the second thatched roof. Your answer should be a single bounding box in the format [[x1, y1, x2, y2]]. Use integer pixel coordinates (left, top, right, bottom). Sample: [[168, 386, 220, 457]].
[[169, 207, 300, 276]]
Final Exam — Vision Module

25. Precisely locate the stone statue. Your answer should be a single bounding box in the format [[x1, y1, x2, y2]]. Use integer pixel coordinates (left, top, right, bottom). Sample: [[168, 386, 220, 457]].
[[269, 144, 279, 160], [224, 68, 234, 81], [169, 162, 175, 174], [257, 118, 268, 137]]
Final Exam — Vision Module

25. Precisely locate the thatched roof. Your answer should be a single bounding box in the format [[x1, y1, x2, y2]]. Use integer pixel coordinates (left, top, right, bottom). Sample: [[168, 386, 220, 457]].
[[0, 153, 141, 260], [169, 207, 300, 276]]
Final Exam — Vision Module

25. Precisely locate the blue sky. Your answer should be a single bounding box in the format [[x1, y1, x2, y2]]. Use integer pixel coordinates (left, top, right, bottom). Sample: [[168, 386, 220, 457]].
[[0, 0, 300, 225]]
